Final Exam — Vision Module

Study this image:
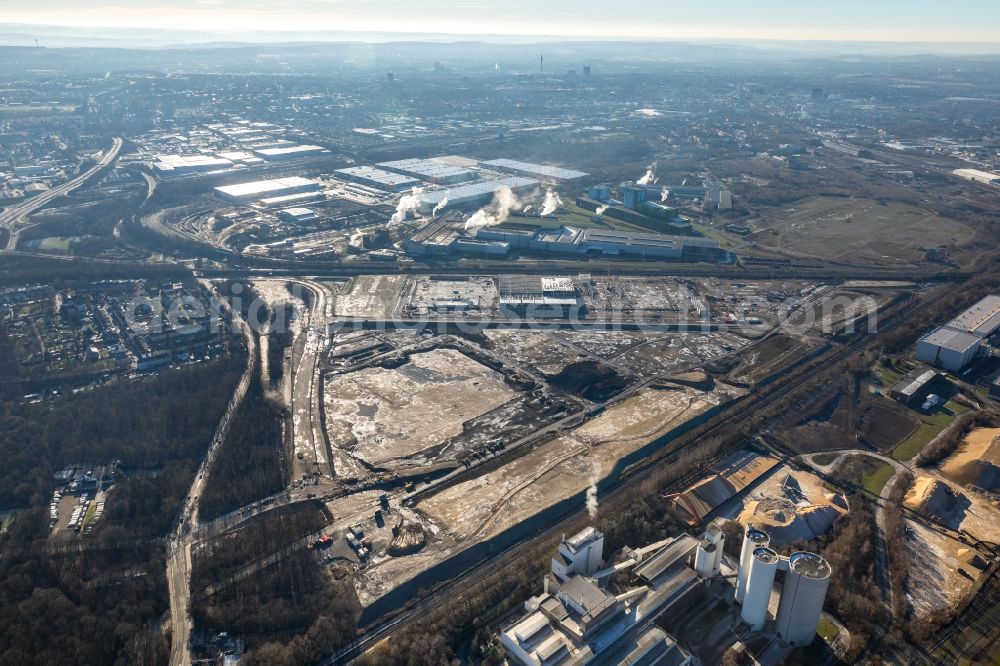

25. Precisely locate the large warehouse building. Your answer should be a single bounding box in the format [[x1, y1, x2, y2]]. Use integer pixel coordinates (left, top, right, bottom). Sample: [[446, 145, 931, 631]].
[[416, 177, 539, 213], [251, 144, 328, 160], [377, 158, 478, 185], [480, 158, 589, 183], [153, 154, 233, 175], [915, 295, 1000, 371], [214, 176, 320, 203], [335, 166, 421, 192]]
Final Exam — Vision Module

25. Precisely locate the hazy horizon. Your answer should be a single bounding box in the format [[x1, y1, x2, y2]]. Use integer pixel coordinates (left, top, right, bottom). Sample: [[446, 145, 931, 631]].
[[1, 0, 999, 47]]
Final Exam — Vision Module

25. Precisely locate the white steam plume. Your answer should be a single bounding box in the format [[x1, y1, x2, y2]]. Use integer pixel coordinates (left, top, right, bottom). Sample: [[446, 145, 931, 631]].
[[389, 187, 424, 226], [637, 161, 657, 186], [431, 196, 449, 217], [586, 464, 599, 519], [661, 186, 670, 202], [464, 186, 520, 232], [595, 205, 609, 215], [540, 188, 563, 216]]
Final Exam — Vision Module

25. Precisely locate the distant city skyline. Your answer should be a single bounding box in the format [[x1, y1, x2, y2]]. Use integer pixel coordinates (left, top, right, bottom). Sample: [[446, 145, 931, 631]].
[[2, 0, 999, 44]]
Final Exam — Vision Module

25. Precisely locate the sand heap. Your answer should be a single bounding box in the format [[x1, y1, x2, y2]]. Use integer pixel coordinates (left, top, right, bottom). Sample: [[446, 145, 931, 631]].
[[387, 520, 427, 557], [941, 427, 1000, 492], [905, 477, 964, 521], [739, 495, 845, 544]]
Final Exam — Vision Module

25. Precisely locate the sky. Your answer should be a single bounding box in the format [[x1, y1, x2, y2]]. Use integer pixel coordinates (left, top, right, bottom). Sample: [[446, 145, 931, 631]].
[[1, 0, 999, 43]]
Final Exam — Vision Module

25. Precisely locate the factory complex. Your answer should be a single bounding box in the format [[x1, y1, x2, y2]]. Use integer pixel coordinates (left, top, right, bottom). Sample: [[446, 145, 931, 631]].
[[405, 216, 722, 262], [916, 294, 1000, 371], [416, 177, 540, 212], [501, 524, 831, 665]]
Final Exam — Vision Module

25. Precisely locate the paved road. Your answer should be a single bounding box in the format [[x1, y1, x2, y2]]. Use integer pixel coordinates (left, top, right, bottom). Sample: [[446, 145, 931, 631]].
[[288, 280, 333, 479], [166, 283, 257, 666], [1, 137, 123, 250]]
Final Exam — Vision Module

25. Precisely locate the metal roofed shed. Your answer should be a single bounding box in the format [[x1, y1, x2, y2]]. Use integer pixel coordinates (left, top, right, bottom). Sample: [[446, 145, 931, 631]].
[[480, 158, 589, 182], [946, 295, 1000, 338], [278, 207, 318, 223], [890, 367, 939, 406], [633, 534, 698, 584]]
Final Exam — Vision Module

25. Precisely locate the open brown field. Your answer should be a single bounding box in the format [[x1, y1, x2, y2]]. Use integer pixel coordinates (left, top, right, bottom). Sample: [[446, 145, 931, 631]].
[[752, 196, 975, 264], [324, 348, 517, 469], [418, 383, 746, 542]]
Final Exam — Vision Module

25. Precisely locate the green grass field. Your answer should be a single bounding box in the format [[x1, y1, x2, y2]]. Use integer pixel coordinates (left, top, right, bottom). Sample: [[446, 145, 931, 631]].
[[35, 236, 73, 251], [891, 399, 968, 461], [861, 461, 896, 495], [817, 617, 841, 643]]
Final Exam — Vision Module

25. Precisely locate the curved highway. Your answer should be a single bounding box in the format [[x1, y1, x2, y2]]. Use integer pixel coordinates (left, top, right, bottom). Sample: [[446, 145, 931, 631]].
[[1, 137, 123, 251]]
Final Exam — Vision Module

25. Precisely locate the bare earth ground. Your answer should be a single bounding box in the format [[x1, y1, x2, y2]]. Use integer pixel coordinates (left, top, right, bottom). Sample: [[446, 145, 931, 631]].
[[419, 383, 746, 542], [903, 519, 978, 621], [334, 274, 407, 318], [940, 427, 1000, 491], [324, 348, 516, 469], [904, 472, 1000, 545]]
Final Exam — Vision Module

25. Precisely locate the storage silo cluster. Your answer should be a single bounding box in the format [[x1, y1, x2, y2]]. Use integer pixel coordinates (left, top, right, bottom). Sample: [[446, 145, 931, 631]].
[[734, 527, 769, 603], [733, 525, 832, 646]]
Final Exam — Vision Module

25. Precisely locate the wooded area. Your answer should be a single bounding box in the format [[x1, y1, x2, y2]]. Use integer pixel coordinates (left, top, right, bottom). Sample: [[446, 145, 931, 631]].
[[0, 356, 244, 665]]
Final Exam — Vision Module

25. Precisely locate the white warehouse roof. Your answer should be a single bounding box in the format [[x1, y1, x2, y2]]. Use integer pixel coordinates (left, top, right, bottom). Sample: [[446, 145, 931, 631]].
[[481, 158, 589, 181], [920, 327, 983, 353], [419, 177, 539, 206], [214, 176, 318, 199], [946, 295, 1000, 338]]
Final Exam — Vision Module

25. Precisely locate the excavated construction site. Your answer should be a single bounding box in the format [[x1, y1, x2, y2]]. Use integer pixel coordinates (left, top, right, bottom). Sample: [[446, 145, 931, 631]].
[[311, 275, 891, 609]]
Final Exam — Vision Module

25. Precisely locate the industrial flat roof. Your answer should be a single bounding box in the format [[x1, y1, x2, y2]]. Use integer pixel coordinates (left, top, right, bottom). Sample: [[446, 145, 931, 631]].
[[335, 166, 421, 187], [254, 144, 326, 157], [892, 368, 937, 398], [583, 229, 687, 249], [280, 207, 316, 217], [946, 295, 1000, 337], [633, 535, 697, 582], [419, 176, 539, 205], [558, 576, 616, 615], [921, 327, 983, 352], [215, 176, 318, 199], [481, 158, 589, 181], [954, 168, 1000, 181], [378, 157, 478, 181]]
